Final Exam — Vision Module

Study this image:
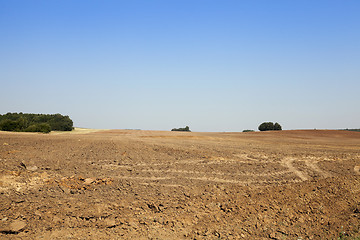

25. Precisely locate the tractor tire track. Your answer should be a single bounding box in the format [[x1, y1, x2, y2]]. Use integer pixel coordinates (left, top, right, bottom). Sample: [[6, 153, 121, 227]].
[[282, 157, 309, 181], [354, 165, 360, 175], [304, 160, 332, 178]]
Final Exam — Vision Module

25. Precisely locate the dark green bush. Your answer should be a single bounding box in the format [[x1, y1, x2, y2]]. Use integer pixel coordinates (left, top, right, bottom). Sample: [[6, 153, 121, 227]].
[[25, 123, 51, 133], [258, 122, 282, 131], [274, 122, 282, 130], [0, 119, 19, 131]]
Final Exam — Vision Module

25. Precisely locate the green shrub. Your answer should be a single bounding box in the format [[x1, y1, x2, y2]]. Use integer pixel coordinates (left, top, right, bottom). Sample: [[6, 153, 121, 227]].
[[243, 130, 255, 132], [25, 123, 51, 133], [0, 119, 19, 131], [258, 122, 282, 131], [274, 122, 282, 130]]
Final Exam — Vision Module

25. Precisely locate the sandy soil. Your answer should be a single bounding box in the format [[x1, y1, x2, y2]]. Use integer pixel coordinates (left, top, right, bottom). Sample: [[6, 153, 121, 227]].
[[0, 129, 360, 239]]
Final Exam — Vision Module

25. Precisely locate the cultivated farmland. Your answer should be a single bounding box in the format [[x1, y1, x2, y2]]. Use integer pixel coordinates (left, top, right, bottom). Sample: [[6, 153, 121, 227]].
[[1, 129, 360, 239]]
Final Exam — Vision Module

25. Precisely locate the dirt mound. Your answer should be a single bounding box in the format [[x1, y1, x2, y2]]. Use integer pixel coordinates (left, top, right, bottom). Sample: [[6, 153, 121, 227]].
[[0, 130, 359, 239]]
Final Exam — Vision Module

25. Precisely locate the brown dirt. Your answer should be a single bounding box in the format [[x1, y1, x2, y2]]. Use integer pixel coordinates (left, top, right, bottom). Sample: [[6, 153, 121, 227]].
[[0, 129, 360, 239]]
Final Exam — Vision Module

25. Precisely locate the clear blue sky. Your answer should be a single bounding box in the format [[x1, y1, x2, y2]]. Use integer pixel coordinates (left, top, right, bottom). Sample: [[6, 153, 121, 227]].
[[1, 1, 359, 131]]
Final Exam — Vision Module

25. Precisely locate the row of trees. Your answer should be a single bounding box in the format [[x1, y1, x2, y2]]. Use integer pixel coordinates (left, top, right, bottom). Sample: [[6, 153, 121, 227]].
[[0, 112, 73, 133], [344, 129, 360, 132], [0, 115, 282, 133], [171, 123, 282, 132]]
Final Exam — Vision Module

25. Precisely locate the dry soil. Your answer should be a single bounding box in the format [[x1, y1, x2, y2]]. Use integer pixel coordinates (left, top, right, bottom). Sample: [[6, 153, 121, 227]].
[[0, 129, 360, 239]]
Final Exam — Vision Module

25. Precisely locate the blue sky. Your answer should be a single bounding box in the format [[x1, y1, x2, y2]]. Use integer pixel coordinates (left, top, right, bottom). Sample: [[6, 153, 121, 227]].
[[1, 1, 359, 131]]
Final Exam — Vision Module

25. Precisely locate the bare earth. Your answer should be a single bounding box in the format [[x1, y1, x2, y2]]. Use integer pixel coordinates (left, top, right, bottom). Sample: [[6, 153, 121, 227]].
[[0, 129, 360, 239]]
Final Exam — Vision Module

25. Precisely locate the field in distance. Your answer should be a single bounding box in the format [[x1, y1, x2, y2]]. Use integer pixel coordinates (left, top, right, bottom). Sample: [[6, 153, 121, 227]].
[[0, 129, 360, 239]]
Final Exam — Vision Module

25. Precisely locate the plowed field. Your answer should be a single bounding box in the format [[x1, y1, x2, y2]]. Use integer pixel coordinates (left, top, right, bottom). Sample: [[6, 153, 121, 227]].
[[1, 129, 360, 239]]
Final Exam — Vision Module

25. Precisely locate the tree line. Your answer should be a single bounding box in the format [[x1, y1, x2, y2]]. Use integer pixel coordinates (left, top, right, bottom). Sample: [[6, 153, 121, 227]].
[[171, 123, 283, 132], [0, 112, 73, 133], [344, 129, 360, 132]]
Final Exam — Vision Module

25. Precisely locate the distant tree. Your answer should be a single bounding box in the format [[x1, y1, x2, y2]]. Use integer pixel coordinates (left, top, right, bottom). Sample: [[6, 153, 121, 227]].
[[258, 122, 282, 131], [25, 123, 51, 133], [171, 126, 191, 132], [243, 130, 255, 132], [274, 122, 282, 131], [258, 122, 274, 131], [0, 119, 18, 131], [17, 117, 28, 130], [48, 114, 73, 131]]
